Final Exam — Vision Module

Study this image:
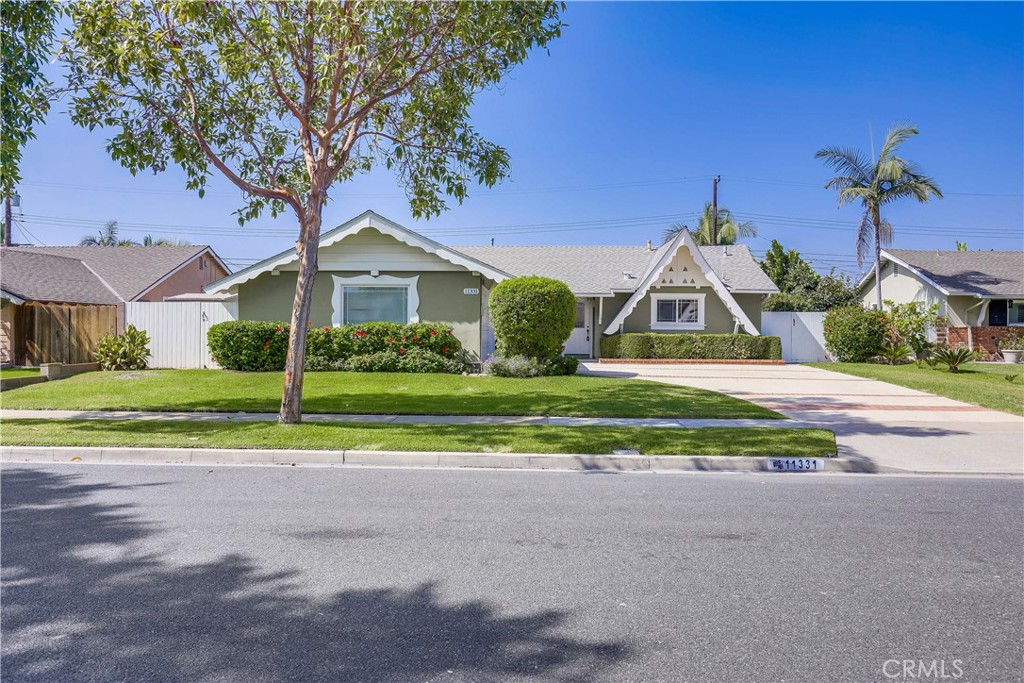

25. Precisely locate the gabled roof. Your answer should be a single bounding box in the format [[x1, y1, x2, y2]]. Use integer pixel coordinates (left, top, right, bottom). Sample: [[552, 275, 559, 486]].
[[455, 243, 776, 296], [0, 249, 122, 304], [600, 228, 762, 336], [6, 245, 227, 301], [205, 210, 512, 293], [860, 249, 1024, 299]]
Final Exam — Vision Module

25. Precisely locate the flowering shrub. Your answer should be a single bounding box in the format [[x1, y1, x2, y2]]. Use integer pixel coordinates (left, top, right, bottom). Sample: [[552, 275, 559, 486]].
[[822, 306, 887, 362], [208, 320, 464, 372]]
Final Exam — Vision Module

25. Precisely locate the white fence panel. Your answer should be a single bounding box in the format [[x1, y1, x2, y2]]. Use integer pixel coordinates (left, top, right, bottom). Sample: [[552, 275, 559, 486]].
[[762, 312, 829, 363], [125, 301, 237, 369]]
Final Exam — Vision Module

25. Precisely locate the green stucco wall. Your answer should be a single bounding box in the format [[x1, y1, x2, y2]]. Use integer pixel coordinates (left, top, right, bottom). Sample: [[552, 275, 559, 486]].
[[618, 287, 745, 335], [237, 270, 484, 360]]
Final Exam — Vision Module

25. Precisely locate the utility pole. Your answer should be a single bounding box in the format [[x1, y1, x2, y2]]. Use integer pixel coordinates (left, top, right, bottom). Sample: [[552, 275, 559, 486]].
[[3, 195, 11, 247], [711, 175, 721, 246]]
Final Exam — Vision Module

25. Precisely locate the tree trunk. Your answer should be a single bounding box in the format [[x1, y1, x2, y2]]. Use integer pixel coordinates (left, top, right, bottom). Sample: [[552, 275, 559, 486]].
[[279, 210, 323, 424], [873, 208, 883, 310]]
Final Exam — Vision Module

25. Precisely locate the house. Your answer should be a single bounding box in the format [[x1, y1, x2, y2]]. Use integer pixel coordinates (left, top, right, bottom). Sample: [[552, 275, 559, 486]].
[[204, 210, 777, 360], [0, 245, 229, 365], [858, 249, 1024, 353]]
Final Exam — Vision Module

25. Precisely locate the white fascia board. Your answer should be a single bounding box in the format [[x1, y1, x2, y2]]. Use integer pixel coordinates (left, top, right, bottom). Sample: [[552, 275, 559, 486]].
[[879, 250, 951, 297], [134, 247, 226, 301], [0, 289, 26, 304], [205, 210, 512, 294], [601, 230, 762, 336]]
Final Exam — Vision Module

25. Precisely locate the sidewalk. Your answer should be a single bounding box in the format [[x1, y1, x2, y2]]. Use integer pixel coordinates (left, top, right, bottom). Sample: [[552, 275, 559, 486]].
[[0, 409, 808, 430]]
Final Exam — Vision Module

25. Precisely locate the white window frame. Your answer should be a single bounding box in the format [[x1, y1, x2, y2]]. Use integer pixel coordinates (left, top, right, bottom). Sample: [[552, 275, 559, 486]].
[[1009, 300, 1024, 327], [650, 293, 705, 330], [331, 274, 420, 327]]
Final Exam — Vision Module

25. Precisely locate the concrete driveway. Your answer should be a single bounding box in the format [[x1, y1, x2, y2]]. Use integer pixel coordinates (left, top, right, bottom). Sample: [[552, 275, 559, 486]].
[[581, 362, 1024, 475]]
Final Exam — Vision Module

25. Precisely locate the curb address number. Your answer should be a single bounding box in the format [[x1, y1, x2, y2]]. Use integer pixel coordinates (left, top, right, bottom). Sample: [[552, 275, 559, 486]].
[[767, 458, 825, 472]]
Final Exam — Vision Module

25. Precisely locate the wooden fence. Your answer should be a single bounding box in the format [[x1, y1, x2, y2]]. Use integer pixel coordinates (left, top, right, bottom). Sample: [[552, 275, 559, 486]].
[[12, 304, 117, 366]]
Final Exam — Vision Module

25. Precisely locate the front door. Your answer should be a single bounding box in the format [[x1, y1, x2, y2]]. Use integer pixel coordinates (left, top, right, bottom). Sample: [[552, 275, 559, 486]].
[[565, 300, 592, 356]]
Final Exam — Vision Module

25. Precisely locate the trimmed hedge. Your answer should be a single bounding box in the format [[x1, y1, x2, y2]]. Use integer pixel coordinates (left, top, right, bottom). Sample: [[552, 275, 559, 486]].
[[600, 333, 782, 360], [489, 276, 577, 361], [208, 320, 465, 372]]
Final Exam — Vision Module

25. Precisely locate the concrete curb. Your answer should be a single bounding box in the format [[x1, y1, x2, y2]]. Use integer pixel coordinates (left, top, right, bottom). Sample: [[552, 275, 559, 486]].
[[2, 445, 869, 473]]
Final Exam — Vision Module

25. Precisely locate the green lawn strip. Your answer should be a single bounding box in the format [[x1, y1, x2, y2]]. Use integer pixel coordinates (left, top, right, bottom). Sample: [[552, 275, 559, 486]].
[[0, 368, 40, 379], [809, 362, 1024, 416], [0, 419, 835, 456], [0, 370, 782, 420]]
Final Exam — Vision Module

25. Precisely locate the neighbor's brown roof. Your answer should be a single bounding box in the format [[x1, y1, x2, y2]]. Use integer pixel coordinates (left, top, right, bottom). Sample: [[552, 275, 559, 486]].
[[5, 245, 212, 301], [0, 249, 121, 304], [886, 249, 1024, 298]]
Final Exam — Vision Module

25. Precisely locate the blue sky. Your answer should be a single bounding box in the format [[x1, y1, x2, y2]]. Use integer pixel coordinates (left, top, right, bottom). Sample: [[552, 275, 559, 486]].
[[13, 1, 1024, 275]]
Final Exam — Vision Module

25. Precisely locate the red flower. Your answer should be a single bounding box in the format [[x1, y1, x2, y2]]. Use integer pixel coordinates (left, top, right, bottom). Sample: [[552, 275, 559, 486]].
[[402, 337, 406, 341], [398, 348, 406, 355], [413, 334, 419, 340], [276, 327, 283, 333], [442, 347, 448, 354], [324, 326, 330, 332], [430, 330, 437, 336], [387, 338, 393, 344]]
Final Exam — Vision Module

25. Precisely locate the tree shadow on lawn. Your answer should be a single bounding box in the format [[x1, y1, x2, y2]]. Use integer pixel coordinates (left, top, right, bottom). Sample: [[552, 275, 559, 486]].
[[1, 467, 629, 682]]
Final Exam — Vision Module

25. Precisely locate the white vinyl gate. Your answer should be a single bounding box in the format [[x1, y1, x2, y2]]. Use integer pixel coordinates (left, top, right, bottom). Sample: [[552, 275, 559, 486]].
[[761, 312, 829, 363], [125, 301, 238, 369]]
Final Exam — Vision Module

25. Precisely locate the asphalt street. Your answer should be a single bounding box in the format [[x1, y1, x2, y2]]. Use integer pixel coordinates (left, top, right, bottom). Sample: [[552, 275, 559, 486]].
[[2, 464, 1022, 683]]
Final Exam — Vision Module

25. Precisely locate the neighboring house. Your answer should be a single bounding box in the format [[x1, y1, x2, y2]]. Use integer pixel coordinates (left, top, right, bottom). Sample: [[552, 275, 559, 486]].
[[204, 210, 777, 360], [0, 245, 228, 365], [858, 249, 1024, 352]]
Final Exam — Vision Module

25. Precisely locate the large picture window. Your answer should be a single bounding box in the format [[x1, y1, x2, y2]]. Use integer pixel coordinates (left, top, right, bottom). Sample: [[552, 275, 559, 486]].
[[650, 293, 705, 330], [331, 274, 420, 327], [343, 286, 408, 324]]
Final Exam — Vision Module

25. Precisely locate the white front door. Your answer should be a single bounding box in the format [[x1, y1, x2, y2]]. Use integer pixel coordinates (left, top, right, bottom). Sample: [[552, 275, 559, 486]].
[[565, 300, 592, 356]]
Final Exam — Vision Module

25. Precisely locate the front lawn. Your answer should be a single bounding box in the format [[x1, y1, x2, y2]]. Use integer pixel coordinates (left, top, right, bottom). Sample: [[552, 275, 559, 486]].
[[0, 419, 835, 456], [0, 368, 40, 379], [1, 369, 781, 419], [809, 362, 1024, 416]]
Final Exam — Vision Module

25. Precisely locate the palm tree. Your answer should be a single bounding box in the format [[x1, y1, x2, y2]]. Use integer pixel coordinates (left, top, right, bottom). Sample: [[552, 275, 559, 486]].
[[79, 220, 137, 246], [662, 202, 757, 246], [142, 234, 191, 247], [816, 122, 942, 309]]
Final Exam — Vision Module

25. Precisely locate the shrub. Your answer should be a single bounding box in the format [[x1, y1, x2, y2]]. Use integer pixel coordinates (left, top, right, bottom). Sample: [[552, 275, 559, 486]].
[[544, 355, 579, 376], [932, 345, 976, 373], [883, 300, 945, 357], [762, 293, 812, 312], [95, 324, 152, 370], [347, 351, 401, 373], [208, 320, 463, 372], [489, 276, 576, 361], [875, 342, 913, 366], [822, 306, 887, 362], [396, 347, 468, 374], [483, 355, 544, 378], [601, 333, 781, 360]]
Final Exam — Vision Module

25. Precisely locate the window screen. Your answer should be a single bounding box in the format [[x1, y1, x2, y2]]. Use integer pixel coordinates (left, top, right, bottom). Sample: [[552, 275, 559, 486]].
[[343, 286, 407, 324], [656, 298, 699, 324]]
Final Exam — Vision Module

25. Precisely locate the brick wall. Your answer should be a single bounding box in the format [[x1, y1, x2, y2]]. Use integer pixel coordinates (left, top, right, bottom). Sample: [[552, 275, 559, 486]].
[[943, 326, 1019, 354]]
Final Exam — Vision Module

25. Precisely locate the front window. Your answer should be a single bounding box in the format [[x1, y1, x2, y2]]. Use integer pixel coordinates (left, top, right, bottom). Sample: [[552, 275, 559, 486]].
[[343, 286, 408, 324], [1010, 300, 1024, 326], [651, 293, 705, 329]]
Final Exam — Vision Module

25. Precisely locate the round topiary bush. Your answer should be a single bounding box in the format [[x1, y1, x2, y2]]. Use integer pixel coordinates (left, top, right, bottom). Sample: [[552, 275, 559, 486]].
[[489, 276, 577, 361], [823, 305, 887, 362]]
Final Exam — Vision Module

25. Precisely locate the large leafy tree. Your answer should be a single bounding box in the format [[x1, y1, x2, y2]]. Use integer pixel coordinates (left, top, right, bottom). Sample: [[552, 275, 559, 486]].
[[1, 0, 59, 198], [759, 239, 819, 294], [62, 1, 564, 423], [815, 123, 942, 309], [662, 202, 757, 246]]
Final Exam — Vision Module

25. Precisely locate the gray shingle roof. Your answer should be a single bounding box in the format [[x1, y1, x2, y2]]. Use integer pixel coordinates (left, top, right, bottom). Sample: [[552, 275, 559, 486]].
[[886, 249, 1024, 298], [0, 249, 121, 304], [7, 245, 209, 301], [454, 243, 776, 294]]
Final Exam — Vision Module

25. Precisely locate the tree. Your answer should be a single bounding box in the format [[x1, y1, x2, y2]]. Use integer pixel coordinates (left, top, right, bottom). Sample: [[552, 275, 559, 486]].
[[759, 239, 819, 294], [142, 234, 191, 247], [62, 2, 564, 423], [662, 202, 757, 246], [79, 220, 137, 246], [815, 122, 942, 309], [955, 240, 967, 252], [1, 0, 59, 198]]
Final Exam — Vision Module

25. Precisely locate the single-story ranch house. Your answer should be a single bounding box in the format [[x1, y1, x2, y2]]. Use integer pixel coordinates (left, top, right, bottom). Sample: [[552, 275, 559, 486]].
[[858, 248, 1024, 353], [205, 211, 778, 360]]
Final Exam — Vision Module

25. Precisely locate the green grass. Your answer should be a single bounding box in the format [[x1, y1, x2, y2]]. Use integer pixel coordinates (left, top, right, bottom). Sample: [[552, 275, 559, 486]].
[[809, 362, 1024, 416], [0, 419, 835, 456], [0, 369, 781, 419], [0, 368, 40, 379]]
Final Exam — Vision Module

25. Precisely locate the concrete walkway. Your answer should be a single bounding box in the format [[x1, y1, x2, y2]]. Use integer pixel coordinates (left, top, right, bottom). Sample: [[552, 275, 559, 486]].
[[0, 408, 803, 430], [581, 362, 1024, 476]]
